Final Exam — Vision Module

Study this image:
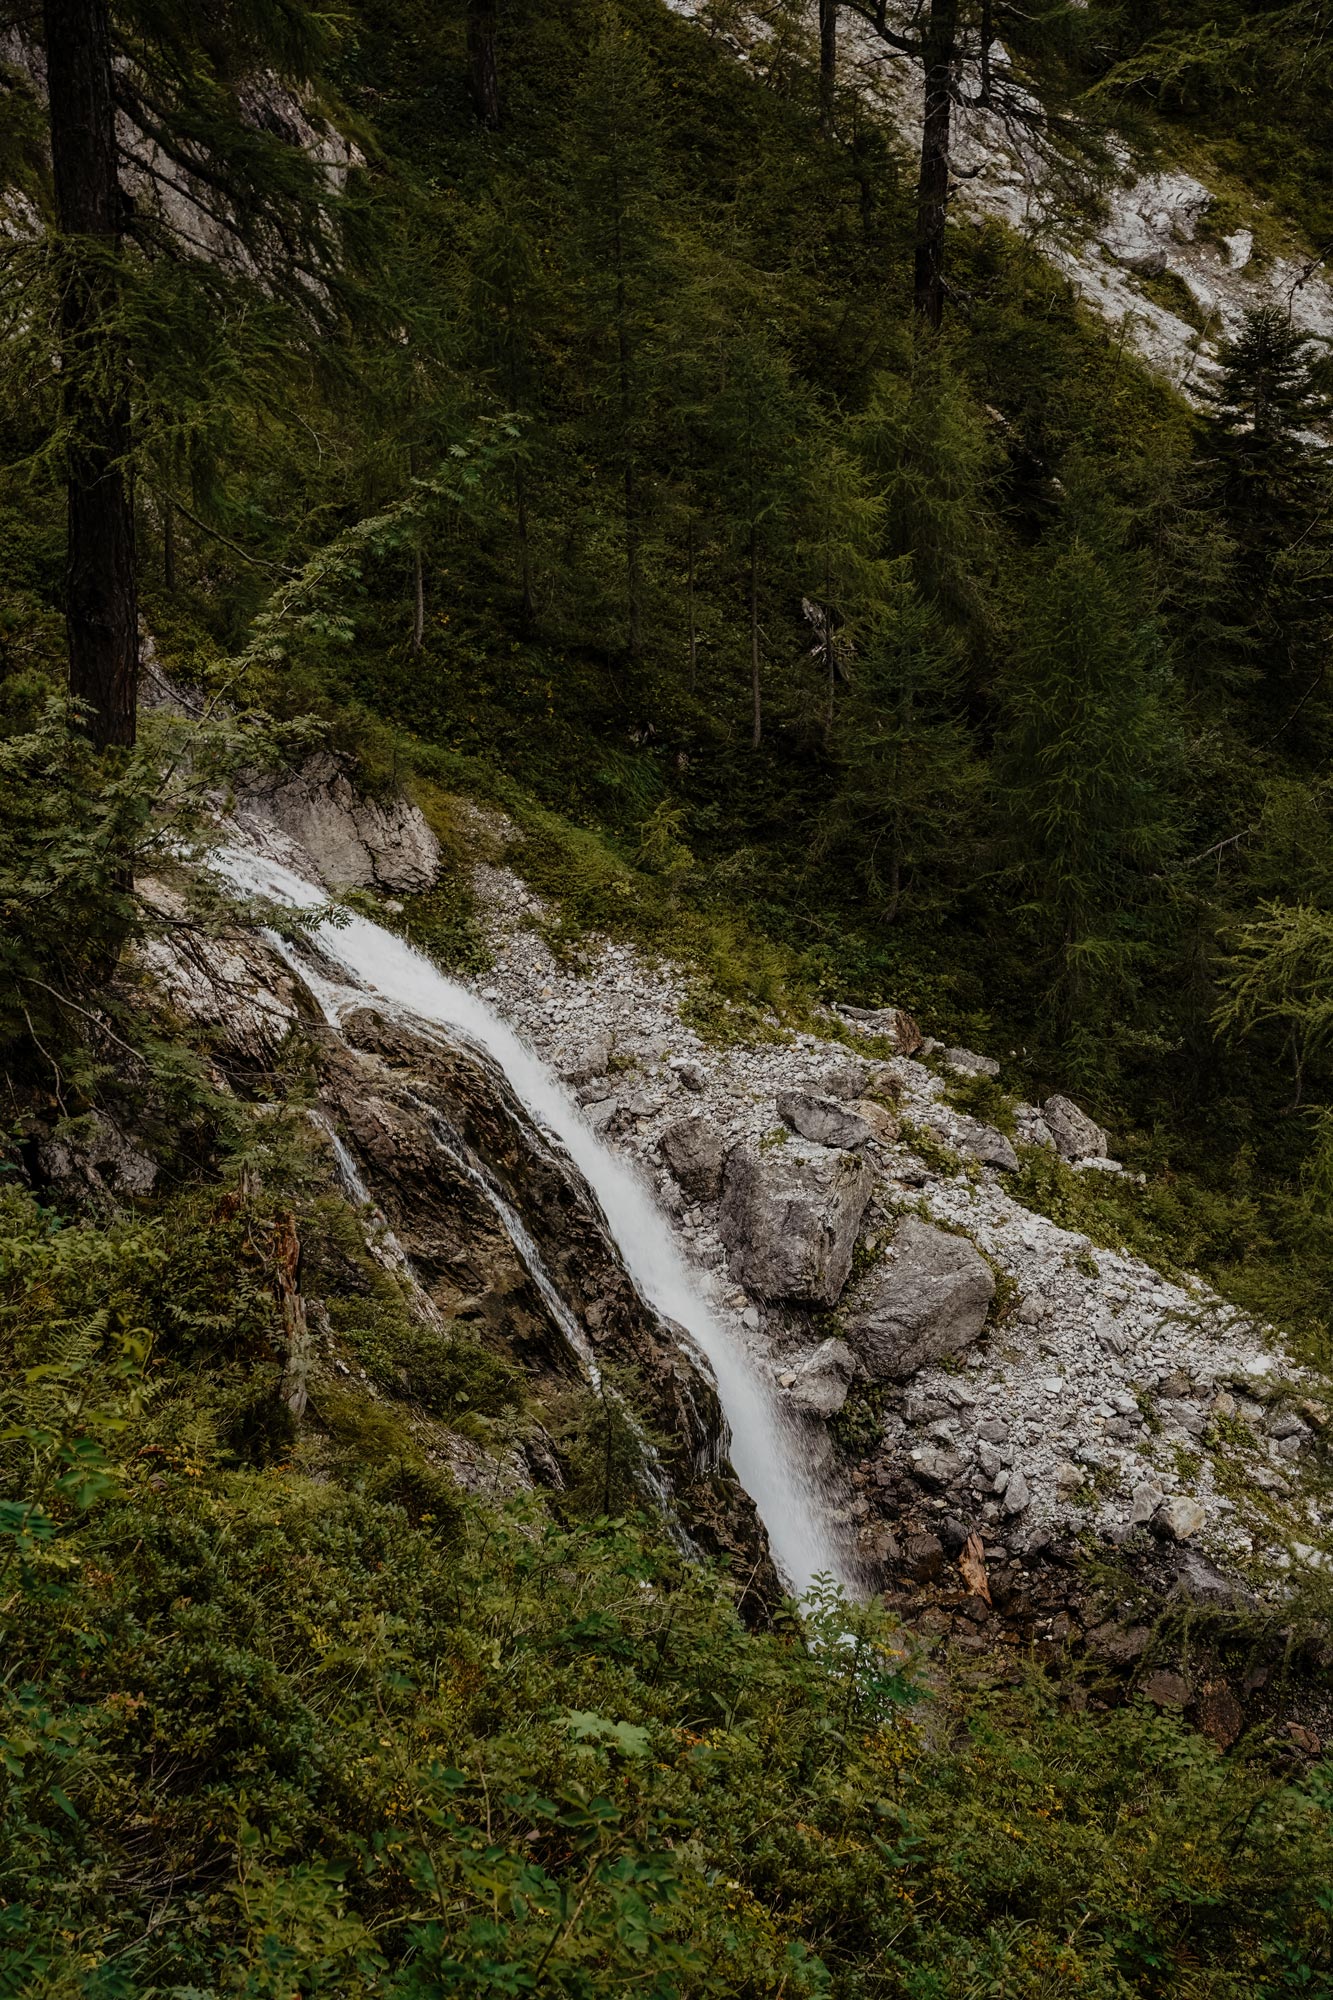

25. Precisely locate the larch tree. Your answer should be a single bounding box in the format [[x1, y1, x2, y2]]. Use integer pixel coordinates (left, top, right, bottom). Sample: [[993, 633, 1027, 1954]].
[[840, 0, 1089, 325], [467, 0, 501, 129]]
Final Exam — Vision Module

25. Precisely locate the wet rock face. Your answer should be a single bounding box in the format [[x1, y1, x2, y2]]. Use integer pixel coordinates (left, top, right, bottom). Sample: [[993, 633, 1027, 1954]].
[[320, 1007, 776, 1593], [842, 1217, 995, 1381], [243, 753, 441, 893], [717, 1142, 874, 1305]]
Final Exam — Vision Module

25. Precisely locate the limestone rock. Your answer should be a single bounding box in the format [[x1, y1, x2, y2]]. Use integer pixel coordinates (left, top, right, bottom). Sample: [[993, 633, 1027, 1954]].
[[841, 1217, 995, 1381], [836, 1004, 923, 1054], [247, 753, 441, 893], [1001, 1466, 1031, 1514], [1152, 1493, 1207, 1542], [912, 1445, 967, 1490], [784, 1338, 857, 1419], [717, 1143, 873, 1305], [942, 1045, 1000, 1079], [563, 1031, 614, 1086], [1043, 1094, 1108, 1161], [953, 1114, 1018, 1173], [659, 1114, 727, 1201], [35, 1110, 158, 1204], [850, 1098, 899, 1145], [776, 1090, 872, 1150]]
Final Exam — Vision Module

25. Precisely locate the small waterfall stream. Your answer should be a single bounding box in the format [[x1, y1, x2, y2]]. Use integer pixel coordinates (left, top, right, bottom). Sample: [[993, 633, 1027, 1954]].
[[218, 843, 851, 1597]]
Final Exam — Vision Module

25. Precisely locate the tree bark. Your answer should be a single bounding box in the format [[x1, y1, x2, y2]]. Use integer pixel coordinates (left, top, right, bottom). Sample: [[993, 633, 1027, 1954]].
[[749, 523, 761, 750], [686, 519, 697, 693], [913, 0, 957, 329], [613, 223, 642, 666], [819, 0, 838, 139], [467, 0, 500, 131], [412, 544, 425, 650], [43, 0, 139, 748]]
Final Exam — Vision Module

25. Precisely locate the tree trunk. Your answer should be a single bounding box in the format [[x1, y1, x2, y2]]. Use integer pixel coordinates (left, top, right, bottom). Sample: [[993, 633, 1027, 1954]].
[[749, 523, 761, 750], [819, 0, 838, 139], [467, 0, 500, 130], [513, 462, 535, 634], [412, 544, 425, 650], [686, 519, 697, 693], [613, 222, 642, 666], [913, 0, 957, 329], [43, 0, 138, 748], [816, 0, 836, 139]]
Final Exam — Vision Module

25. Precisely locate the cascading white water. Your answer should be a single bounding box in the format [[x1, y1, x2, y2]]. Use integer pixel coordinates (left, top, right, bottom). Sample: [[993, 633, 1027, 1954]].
[[217, 842, 851, 1596]]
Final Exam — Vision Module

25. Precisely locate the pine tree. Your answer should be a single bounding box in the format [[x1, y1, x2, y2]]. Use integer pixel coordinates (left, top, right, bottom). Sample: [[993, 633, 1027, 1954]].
[[706, 332, 807, 749]]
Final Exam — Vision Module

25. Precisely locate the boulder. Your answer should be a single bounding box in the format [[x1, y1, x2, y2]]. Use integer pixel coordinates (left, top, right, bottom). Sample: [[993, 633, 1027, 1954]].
[[562, 1030, 614, 1086], [34, 1110, 158, 1203], [1043, 1094, 1108, 1161], [717, 1143, 874, 1305], [912, 1445, 968, 1490], [777, 1090, 872, 1150], [850, 1099, 900, 1145], [953, 1114, 1018, 1173], [942, 1045, 1000, 1079], [1152, 1493, 1207, 1543], [841, 1217, 995, 1381], [659, 1114, 727, 1201], [783, 1338, 857, 1419]]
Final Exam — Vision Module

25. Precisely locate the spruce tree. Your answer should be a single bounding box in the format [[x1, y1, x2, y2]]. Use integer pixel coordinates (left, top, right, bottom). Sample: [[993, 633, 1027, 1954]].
[[41, 0, 137, 748], [996, 536, 1176, 1020], [1204, 305, 1333, 717], [824, 571, 979, 918], [566, 14, 673, 670]]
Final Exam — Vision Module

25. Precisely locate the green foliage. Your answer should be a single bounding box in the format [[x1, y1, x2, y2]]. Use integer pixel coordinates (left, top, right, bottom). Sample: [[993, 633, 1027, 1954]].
[[996, 533, 1178, 1021]]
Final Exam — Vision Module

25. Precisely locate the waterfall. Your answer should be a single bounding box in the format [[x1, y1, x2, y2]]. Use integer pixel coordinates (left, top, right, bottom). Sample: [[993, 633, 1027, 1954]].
[[217, 842, 852, 1597]]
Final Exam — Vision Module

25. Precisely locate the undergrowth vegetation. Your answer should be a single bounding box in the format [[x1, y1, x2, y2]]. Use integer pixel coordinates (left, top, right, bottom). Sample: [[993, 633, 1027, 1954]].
[[3, 1175, 1332, 1997]]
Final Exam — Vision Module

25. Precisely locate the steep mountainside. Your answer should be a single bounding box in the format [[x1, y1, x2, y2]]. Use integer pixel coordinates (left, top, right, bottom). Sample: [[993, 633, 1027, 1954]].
[[4, 1, 1333, 1993]]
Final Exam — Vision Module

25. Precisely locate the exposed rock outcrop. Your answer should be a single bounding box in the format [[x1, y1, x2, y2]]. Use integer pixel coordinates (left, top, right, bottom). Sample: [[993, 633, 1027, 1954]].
[[840, 1218, 996, 1381], [717, 1142, 874, 1305], [241, 753, 441, 893]]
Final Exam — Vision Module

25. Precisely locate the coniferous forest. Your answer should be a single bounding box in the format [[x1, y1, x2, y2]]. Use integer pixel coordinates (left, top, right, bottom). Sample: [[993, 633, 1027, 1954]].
[[4, 1, 1333, 1992]]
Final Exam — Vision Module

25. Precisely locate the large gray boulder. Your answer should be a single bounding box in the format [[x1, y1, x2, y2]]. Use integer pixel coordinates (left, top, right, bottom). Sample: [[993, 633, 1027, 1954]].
[[777, 1090, 872, 1150], [841, 1217, 995, 1380], [659, 1113, 728, 1201], [783, 1338, 858, 1418], [718, 1143, 874, 1305], [1043, 1094, 1108, 1162]]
